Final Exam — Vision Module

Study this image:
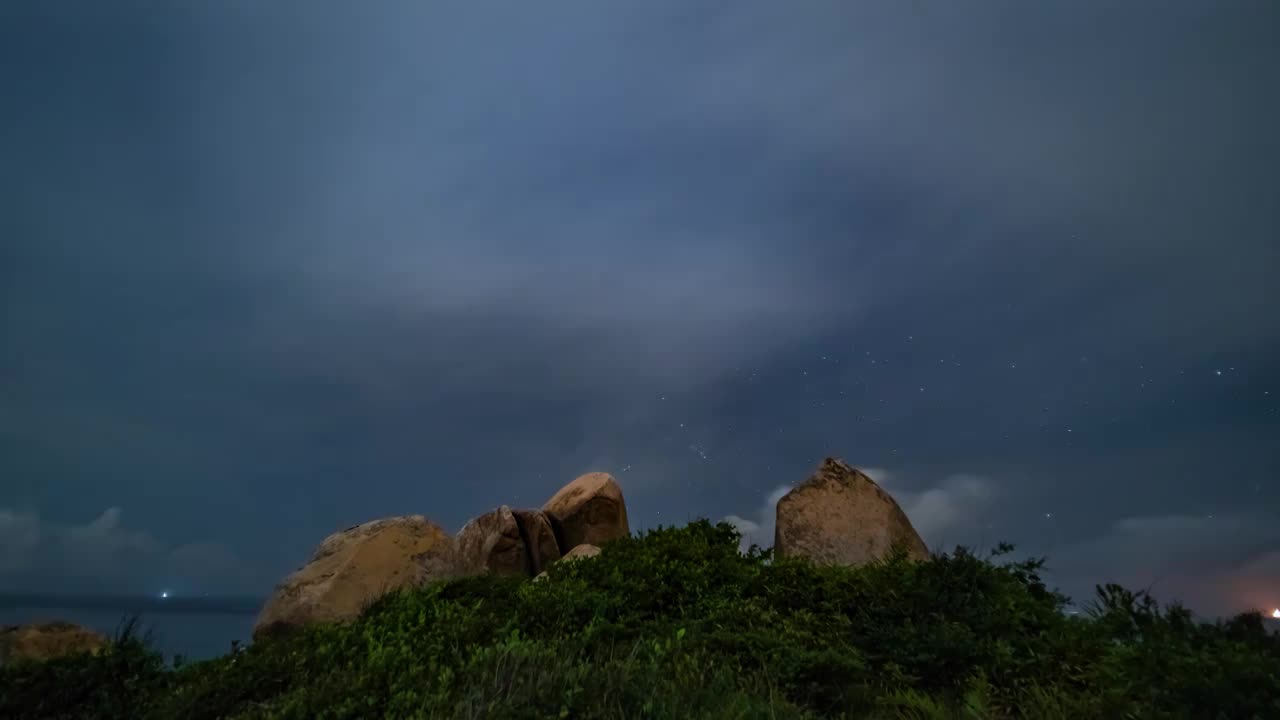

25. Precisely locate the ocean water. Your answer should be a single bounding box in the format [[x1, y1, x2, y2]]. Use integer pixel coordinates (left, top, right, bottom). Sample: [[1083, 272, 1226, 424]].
[[1, 606, 256, 663]]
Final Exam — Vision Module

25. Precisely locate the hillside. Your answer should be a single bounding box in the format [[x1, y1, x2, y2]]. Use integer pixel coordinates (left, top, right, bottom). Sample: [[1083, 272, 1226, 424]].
[[2, 520, 1278, 719]]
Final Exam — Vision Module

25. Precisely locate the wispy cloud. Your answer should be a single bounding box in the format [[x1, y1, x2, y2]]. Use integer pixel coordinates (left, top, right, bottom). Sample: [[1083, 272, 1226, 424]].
[[723, 485, 793, 553], [862, 469, 995, 552]]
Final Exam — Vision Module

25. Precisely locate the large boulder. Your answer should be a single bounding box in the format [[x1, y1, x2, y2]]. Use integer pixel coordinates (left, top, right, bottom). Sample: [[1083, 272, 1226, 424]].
[[0, 622, 107, 667], [542, 472, 630, 552], [456, 506, 561, 577], [774, 458, 929, 567], [254, 515, 457, 639]]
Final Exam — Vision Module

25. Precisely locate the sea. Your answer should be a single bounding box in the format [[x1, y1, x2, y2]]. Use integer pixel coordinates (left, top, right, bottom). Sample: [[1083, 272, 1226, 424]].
[[0, 594, 261, 664]]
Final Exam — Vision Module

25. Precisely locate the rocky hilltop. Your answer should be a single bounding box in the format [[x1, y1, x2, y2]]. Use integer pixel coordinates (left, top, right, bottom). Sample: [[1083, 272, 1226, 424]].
[[0, 457, 927, 658], [252, 457, 926, 639], [5, 459, 1274, 719]]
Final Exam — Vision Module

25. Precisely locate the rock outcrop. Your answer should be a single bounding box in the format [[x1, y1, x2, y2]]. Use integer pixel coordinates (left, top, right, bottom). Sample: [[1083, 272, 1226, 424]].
[[534, 543, 602, 582], [543, 472, 630, 551], [0, 622, 108, 666], [252, 471, 637, 636], [774, 458, 929, 567], [253, 515, 457, 639], [560, 543, 602, 563], [456, 506, 561, 577]]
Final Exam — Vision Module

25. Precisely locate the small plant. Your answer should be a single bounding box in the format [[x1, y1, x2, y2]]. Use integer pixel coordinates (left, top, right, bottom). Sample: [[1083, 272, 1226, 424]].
[[2, 520, 1276, 719]]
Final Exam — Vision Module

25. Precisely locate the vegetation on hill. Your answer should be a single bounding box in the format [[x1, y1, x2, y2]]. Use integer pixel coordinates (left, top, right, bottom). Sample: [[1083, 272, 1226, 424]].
[[2, 520, 1277, 719]]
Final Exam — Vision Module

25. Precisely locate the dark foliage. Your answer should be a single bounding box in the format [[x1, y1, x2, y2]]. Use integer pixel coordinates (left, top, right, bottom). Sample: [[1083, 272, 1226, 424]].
[[2, 520, 1276, 719]]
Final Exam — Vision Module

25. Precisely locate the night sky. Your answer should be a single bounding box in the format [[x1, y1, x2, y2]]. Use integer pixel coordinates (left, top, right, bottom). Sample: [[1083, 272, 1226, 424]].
[[2, 1, 1277, 620]]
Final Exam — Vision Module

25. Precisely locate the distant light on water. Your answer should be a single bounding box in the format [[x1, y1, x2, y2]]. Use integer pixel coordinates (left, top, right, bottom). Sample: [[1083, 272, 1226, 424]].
[[160, 591, 169, 599]]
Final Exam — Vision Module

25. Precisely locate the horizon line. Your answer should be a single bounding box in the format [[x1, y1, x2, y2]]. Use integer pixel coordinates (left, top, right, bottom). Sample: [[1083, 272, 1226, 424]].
[[0, 592, 264, 616]]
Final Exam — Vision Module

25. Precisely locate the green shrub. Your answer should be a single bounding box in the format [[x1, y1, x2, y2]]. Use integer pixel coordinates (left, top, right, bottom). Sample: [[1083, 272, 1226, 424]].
[[0, 617, 170, 720], [2, 519, 1276, 719]]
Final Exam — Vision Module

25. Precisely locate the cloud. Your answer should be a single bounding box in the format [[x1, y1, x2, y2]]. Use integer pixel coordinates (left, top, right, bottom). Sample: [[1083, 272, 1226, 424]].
[[130, 0, 1277, 409], [0, 507, 256, 595], [2, 1, 1276, 599], [723, 485, 793, 553], [1216, 551, 1280, 617], [1048, 512, 1280, 617], [0, 509, 42, 573], [863, 469, 995, 552]]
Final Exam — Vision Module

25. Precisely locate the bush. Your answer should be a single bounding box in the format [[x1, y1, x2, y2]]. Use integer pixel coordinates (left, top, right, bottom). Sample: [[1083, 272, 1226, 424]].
[[2, 520, 1277, 719]]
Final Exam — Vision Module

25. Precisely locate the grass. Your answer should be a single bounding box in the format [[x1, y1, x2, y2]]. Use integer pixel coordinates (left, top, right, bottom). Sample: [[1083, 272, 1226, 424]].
[[2, 520, 1277, 719]]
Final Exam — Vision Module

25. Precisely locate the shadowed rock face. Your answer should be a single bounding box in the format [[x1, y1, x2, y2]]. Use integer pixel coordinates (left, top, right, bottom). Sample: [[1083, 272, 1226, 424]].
[[542, 472, 630, 552], [456, 506, 527, 578], [774, 458, 929, 567], [512, 509, 561, 576], [0, 622, 107, 667], [253, 515, 457, 639], [456, 506, 564, 578]]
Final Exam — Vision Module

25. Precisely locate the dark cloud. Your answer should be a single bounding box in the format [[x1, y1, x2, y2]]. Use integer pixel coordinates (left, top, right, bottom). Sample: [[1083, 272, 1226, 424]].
[[2, 1, 1277, 615], [0, 506, 256, 595], [1049, 511, 1280, 617]]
